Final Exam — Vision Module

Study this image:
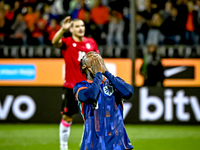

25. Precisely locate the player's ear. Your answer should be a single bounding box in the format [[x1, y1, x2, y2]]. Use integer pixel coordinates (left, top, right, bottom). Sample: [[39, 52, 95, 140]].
[[69, 27, 73, 33]]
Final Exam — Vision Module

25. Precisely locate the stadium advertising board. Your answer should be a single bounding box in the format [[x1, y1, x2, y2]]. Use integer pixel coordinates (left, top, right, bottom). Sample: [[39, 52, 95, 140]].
[[0, 87, 62, 123], [1, 58, 199, 124], [0, 86, 199, 124], [138, 87, 200, 123], [133, 58, 200, 124], [0, 86, 131, 123], [124, 87, 200, 124], [135, 58, 200, 87], [0, 58, 132, 86]]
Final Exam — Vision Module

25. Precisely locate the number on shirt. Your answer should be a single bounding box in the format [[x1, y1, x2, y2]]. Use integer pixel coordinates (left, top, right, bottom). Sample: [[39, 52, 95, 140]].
[[78, 51, 86, 61]]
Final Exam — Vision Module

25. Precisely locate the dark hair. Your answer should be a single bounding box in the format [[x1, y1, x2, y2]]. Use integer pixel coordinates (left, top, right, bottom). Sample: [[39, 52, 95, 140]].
[[79, 58, 87, 78]]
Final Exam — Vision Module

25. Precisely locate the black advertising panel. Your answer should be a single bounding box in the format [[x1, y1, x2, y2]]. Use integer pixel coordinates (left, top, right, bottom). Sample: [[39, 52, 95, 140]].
[[0, 87, 83, 123], [135, 58, 200, 87], [124, 87, 200, 124], [1, 87, 200, 124]]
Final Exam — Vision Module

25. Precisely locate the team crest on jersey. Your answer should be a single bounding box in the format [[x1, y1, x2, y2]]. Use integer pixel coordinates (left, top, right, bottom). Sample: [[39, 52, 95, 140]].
[[103, 85, 114, 96], [86, 43, 91, 49], [72, 43, 77, 47]]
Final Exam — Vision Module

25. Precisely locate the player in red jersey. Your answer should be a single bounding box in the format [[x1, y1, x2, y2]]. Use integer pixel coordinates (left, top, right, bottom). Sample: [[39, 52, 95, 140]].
[[52, 16, 99, 150]]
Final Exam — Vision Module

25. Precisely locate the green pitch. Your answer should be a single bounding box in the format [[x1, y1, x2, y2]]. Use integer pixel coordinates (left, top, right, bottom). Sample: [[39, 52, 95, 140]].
[[0, 124, 200, 150]]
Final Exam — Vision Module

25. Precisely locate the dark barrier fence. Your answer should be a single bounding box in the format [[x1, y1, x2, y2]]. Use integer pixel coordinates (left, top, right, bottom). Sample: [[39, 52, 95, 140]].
[[1, 45, 200, 59], [1, 86, 200, 124]]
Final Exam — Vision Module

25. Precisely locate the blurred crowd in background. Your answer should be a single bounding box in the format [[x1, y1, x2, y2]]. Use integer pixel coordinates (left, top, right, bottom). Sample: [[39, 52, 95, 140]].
[[136, 0, 200, 46], [0, 0, 200, 59], [0, 0, 130, 57], [137, 0, 200, 86]]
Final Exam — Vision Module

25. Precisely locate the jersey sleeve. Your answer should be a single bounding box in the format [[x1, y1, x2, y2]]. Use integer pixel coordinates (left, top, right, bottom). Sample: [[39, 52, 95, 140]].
[[73, 72, 102, 103], [92, 38, 99, 53], [73, 82, 88, 101], [60, 38, 68, 50], [104, 71, 134, 99]]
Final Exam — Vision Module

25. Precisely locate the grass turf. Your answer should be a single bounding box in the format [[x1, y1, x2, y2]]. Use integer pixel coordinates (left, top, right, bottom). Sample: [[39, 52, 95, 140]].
[[0, 124, 200, 150]]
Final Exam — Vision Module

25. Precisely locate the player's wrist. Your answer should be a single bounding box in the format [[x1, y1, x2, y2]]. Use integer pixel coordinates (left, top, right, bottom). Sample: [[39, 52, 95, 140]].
[[61, 27, 67, 32]]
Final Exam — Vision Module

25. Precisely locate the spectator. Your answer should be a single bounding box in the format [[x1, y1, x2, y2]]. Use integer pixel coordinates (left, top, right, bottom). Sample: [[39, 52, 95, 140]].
[[106, 10, 125, 57], [0, 0, 4, 10], [139, 0, 169, 20], [70, 0, 89, 19], [24, 6, 38, 28], [90, 0, 110, 31], [136, 0, 148, 12], [195, 0, 200, 24], [4, 3, 15, 29], [176, 0, 188, 7], [146, 13, 165, 45], [141, 45, 165, 86], [161, 8, 181, 45], [29, 10, 47, 45], [159, 1, 173, 21], [67, 0, 77, 15], [12, 1, 21, 21], [176, 0, 188, 44], [62, 0, 71, 14], [140, 0, 155, 22], [184, 1, 199, 45], [9, 13, 27, 45], [123, 6, 130, 45], [0, 10, 7, 44], [151, 0, 168, 12], [136, 14, 149, 45], [50, 0, 65, 16], [46, 19, 61, 45], [4, 4, 14, 21], [195, 0, 200, 40], [108, 0, 129, 13], [77, 0, 90, 20], [83, 10, 102, 44], [70, 0, 81, 19], [43, 4, 60, 25]]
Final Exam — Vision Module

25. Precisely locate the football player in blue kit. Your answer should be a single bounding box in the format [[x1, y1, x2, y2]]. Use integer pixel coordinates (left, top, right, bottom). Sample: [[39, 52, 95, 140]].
[[73, 51, 134, 150]]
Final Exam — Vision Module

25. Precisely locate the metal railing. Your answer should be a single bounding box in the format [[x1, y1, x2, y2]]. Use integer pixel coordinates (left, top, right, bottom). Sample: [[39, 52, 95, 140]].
[[1, 45, 200, 59]]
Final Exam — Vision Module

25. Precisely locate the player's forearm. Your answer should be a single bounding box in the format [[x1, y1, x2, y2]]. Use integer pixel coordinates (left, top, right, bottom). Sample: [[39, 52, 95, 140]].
[[104, 71, 133, 99], [78, 72, 102, 102], [51, 27, 66, 46]]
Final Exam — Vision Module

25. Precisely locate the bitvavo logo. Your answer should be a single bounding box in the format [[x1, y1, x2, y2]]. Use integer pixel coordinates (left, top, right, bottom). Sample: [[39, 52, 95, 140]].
[[0, 95, 36, 120], [139, 87, 200, 122]]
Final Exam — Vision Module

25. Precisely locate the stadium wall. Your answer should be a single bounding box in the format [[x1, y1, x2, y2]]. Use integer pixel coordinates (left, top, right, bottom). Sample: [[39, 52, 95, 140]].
[[0, 86, 200, 124], [0, 59, 200, 124]]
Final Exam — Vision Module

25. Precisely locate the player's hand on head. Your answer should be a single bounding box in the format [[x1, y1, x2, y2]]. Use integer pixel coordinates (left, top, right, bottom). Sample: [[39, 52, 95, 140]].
[[101, 58, 107, 73], [91, 58, 102, 74], [62, 16, 73, 31], [89, 55, 107, 74]]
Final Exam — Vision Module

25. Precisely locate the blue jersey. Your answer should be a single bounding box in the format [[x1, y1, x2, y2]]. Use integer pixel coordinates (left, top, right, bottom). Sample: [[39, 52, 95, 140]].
[[73, 71, 134, 150]]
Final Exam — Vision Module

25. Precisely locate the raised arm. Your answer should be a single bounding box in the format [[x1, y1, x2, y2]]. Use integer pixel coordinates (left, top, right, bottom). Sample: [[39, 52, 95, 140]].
[[52, 16, 73, 48], [104, 71, 133, 99]]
